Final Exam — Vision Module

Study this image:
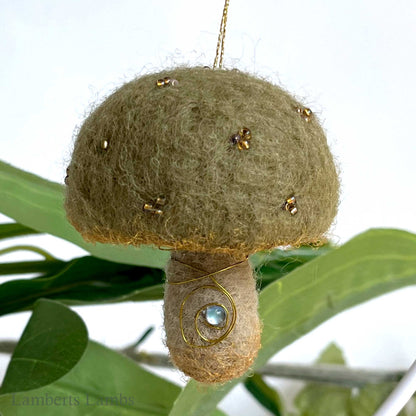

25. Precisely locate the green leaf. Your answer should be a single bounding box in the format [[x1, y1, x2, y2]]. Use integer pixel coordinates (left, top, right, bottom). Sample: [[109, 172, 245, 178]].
[[316, 343, 346, 366], [0, 342, 229, 416], [350, 383, 409, 416], [293, 343, 350, 416], [0, 233, 321, 312], [0, 299, 88, 393], [1, 342, 181, 416], [0, 161, 169, 268], [292, 344, 414, 416], [244, 373, 283, 415], [258, 228, 416, 370], [252, 245, 333, 290], [211, 410, 228, 416], [405, 396, 416, 416], [0, 298, 227, 416], [0, 256, 165, 316], [169, 383, 229, 416], [0, 243, 65, 277], [0, 300, 227, 416], [169, 229, 416, 416], [0, 223, 41, 240], [294, 384, 351, 416], [0, 259, 65, 277]]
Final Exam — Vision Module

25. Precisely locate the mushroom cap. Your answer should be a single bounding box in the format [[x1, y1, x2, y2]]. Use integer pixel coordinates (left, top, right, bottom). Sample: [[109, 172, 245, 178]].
[[65, 67, 339, 255]]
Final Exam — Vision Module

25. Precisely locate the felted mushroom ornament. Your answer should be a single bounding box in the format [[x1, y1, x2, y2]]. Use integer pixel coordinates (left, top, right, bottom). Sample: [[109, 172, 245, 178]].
[[64, 66, 339, 383]]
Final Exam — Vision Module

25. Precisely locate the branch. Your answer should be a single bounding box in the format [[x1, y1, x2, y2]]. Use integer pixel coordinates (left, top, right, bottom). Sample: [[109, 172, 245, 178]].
[[0, 341, 17, 354], [257, 363, 403, 387], [123, 350, 173, 368], [119, 346, 404, 387], [0, 340, 405, 387]]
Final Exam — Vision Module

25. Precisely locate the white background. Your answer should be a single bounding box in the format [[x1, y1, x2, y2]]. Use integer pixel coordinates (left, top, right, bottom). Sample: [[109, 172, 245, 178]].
[[0, 0, 415, 414]]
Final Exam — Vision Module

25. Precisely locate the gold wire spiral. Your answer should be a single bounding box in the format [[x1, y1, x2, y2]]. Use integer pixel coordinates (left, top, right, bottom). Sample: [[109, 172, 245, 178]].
[[168, 258, 245, 348]]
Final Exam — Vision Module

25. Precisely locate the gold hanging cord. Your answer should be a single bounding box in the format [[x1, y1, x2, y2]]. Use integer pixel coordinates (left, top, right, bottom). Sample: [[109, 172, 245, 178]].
[[213, 0, 230, 69]]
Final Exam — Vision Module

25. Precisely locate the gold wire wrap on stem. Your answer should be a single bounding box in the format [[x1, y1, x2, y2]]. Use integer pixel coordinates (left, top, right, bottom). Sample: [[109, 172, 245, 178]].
[[213, 0, 230, 69], [168, 257, 246, 348]]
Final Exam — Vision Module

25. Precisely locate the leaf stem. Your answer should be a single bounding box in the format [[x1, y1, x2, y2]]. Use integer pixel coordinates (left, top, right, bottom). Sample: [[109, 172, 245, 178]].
[[0, 245, 57, 261]]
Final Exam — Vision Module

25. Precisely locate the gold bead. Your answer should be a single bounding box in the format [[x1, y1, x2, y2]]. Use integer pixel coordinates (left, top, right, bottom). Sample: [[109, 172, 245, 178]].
[[303, 108, 312, 117], [296, 107, 313, 122], [143, 196, 166, 215], [282, 196, 298, 215], [230, 133, 241, 145], [240, 127, 252, 140], [143, 203, 163, 215], [155, 196, 166, 206], [230, 127, 252, 150], [101, 139, 109, 150], [286, 196, 296, 205], [157, 77, 178, 88], [289, 206, 298, 215], [237, 140, 250, 150]]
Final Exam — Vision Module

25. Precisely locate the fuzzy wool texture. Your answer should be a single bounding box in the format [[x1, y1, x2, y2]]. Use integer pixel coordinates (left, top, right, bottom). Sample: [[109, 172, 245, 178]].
[[164, 251, 261, 383], [64, 66, 339, 255]]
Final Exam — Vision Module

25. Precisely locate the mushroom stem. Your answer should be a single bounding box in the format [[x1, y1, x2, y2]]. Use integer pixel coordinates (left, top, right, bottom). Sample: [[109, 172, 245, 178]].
[[164, 251, 261, 383]]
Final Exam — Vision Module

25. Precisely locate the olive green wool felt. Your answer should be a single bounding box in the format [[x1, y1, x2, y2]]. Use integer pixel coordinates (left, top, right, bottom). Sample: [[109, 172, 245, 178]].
[[64, 66, 339, 255]]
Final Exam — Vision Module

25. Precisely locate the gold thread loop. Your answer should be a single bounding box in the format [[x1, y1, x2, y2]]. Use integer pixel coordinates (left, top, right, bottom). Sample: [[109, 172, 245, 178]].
[[168, 257, 246, 285], [168, 256, 246, 348], [213, 0, 230, 69]]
